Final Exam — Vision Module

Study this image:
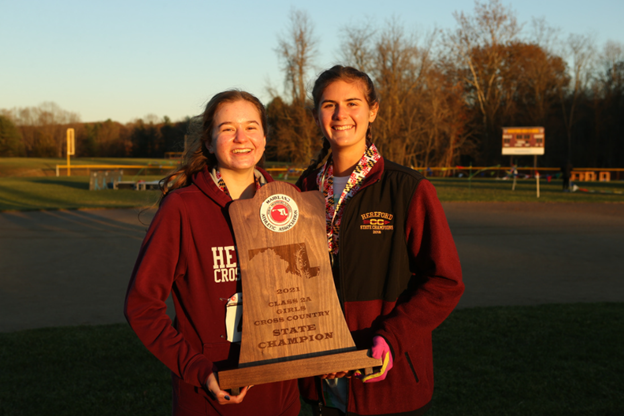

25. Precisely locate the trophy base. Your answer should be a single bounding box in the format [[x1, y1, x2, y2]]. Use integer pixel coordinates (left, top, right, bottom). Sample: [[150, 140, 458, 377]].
[[218, 349, 382, 392]]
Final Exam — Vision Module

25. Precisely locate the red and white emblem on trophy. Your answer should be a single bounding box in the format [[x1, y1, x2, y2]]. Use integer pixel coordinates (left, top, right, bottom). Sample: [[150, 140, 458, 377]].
[[270, 204, 289, 223], [260, 194, 299, 232]]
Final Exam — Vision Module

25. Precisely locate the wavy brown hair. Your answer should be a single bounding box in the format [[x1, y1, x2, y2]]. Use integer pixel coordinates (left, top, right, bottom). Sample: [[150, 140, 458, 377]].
[[298, 66, 380, 184], [160, 90, 267, 198]]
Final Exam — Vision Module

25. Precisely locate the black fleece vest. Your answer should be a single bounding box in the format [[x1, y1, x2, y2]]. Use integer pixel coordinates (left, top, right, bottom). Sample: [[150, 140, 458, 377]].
[[335, 160, 425, 303]]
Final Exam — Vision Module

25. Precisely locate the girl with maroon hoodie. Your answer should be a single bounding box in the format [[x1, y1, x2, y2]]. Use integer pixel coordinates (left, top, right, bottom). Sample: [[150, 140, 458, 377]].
[[296, 66, 464, 416], [125, 90, 300, 416]]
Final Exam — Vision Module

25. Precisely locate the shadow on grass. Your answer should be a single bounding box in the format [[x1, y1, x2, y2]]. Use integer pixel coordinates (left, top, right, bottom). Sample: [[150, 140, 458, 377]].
[[0, 180, 108, 211], [0, 183, 56, 210], [31, 178, 90, 190], [0, 194, 35, 210]]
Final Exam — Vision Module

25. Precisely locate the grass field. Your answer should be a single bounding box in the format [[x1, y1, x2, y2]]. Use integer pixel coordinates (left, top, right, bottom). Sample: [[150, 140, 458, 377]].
[[430, 177, 624, 203], [0, 157, 285, 176], [1, 157, 623, 210], [1, 303, 621, 415], [0, 176, 163, 211], [0, 157, 180, 177], [1, 175, 622, 211], [0, 157, 178, 169]]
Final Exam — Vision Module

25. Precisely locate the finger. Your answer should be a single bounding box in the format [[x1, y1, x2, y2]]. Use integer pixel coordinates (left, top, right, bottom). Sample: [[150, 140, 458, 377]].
[[362, 352, 391, 383], [225, 386, 249, 404], [207, 373, 246, 405], [215, 391, 232, 405], [371, 348, 383, 360]]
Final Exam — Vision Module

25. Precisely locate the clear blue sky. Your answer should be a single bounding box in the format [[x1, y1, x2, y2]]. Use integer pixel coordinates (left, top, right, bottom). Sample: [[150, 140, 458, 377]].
[[1, 0, 623, 123]]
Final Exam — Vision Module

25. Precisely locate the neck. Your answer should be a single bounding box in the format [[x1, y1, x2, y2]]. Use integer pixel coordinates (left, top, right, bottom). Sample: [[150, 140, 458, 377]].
[[331, 143, 366, 177], [219, 167, 256, 200]]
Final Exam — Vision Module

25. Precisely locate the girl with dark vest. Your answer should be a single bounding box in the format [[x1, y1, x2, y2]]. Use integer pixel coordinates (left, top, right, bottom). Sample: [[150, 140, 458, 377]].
[[296, 66, 464, 416]]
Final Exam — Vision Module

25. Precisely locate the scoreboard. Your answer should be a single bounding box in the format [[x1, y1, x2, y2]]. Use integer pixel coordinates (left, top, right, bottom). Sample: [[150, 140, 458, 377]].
[[502, 127, 545, 155]]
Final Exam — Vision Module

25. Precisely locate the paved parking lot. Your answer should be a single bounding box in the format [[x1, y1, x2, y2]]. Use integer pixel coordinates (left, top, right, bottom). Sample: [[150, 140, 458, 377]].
[[0, 208, 156, 332], [445, 202, 624, 308], [1, 202, 623, 332]]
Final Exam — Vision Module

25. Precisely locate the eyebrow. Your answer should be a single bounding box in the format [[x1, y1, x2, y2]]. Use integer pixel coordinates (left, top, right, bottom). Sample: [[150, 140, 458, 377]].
[[216, 120, 261, 129], [321, 97, 363, 104]]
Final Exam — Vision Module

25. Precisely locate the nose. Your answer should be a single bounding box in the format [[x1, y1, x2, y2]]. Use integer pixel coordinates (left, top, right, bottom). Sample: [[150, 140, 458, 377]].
[[233, 128, 247, 143], [333, 105, 347, 120]]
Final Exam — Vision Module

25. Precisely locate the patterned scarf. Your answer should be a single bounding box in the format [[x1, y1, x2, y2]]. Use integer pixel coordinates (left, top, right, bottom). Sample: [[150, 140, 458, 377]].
[[316, 144, 381, 254], [211, 167, 264, 197]]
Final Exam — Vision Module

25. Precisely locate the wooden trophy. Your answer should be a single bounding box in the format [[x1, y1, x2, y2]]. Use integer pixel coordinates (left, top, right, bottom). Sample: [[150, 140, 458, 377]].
[[218, 181, 381, 391]]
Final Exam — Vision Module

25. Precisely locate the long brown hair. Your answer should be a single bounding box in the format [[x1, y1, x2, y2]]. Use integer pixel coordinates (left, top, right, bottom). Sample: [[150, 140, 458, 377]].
[[298, 65, 380, 183], [160, 90, 267, 197]]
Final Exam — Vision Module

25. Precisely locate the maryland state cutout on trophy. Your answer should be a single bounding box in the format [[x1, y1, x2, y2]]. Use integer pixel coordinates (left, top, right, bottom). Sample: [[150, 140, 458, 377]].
[[218, 181, 380, 391]]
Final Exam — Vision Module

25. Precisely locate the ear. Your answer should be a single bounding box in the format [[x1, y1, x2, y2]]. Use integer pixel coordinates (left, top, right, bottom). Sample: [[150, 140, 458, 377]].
[[368, 103, 379, 123], [313, 111, 322, 129]]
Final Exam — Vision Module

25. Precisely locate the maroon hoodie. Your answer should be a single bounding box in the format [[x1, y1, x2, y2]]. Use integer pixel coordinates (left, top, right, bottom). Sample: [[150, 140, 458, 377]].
[[124, 166, 299, 416]]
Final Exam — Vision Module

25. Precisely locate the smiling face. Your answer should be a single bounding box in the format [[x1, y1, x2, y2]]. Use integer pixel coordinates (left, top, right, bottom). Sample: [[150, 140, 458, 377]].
[[210, 99, 266, 175], [315, 79, 378, 158]]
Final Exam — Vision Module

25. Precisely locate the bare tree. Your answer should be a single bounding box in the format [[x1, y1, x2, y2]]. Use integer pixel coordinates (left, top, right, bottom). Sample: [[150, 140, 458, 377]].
[[338, 18, 473, 169], [275, 9, 318, 105], [445, 0, 522, 162], [371, 20, 426, 164], [600, 40, 624, 89], [523, 19, 568, 126], [337, 19, 377, 73], [587, 40, 624, 166], [558, 33, 596, 162], [263, 3, 619, 169], [143, 113, 160, 125], [527, 17, 561, 54], [4, 102, 80, 157], [272, 8, 319, 164]]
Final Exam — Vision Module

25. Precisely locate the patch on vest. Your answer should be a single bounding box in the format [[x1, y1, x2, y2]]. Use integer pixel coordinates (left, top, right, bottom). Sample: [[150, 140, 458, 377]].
[[360, 211, 394, 234]]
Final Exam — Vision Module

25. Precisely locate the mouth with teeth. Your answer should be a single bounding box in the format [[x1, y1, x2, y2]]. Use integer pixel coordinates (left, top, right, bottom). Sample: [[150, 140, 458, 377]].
[[232, 149, 252, 154], [333, 125, 354, 131]]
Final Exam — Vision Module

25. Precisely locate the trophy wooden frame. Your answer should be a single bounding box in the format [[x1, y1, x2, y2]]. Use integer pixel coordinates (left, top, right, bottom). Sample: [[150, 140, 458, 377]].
[[218, 181, 381, 391]]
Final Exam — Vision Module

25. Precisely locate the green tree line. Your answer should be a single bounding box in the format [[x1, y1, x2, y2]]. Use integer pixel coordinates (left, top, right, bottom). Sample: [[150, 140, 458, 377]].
[[1, 1, 623, 169], [0, 106, 190, 159]]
